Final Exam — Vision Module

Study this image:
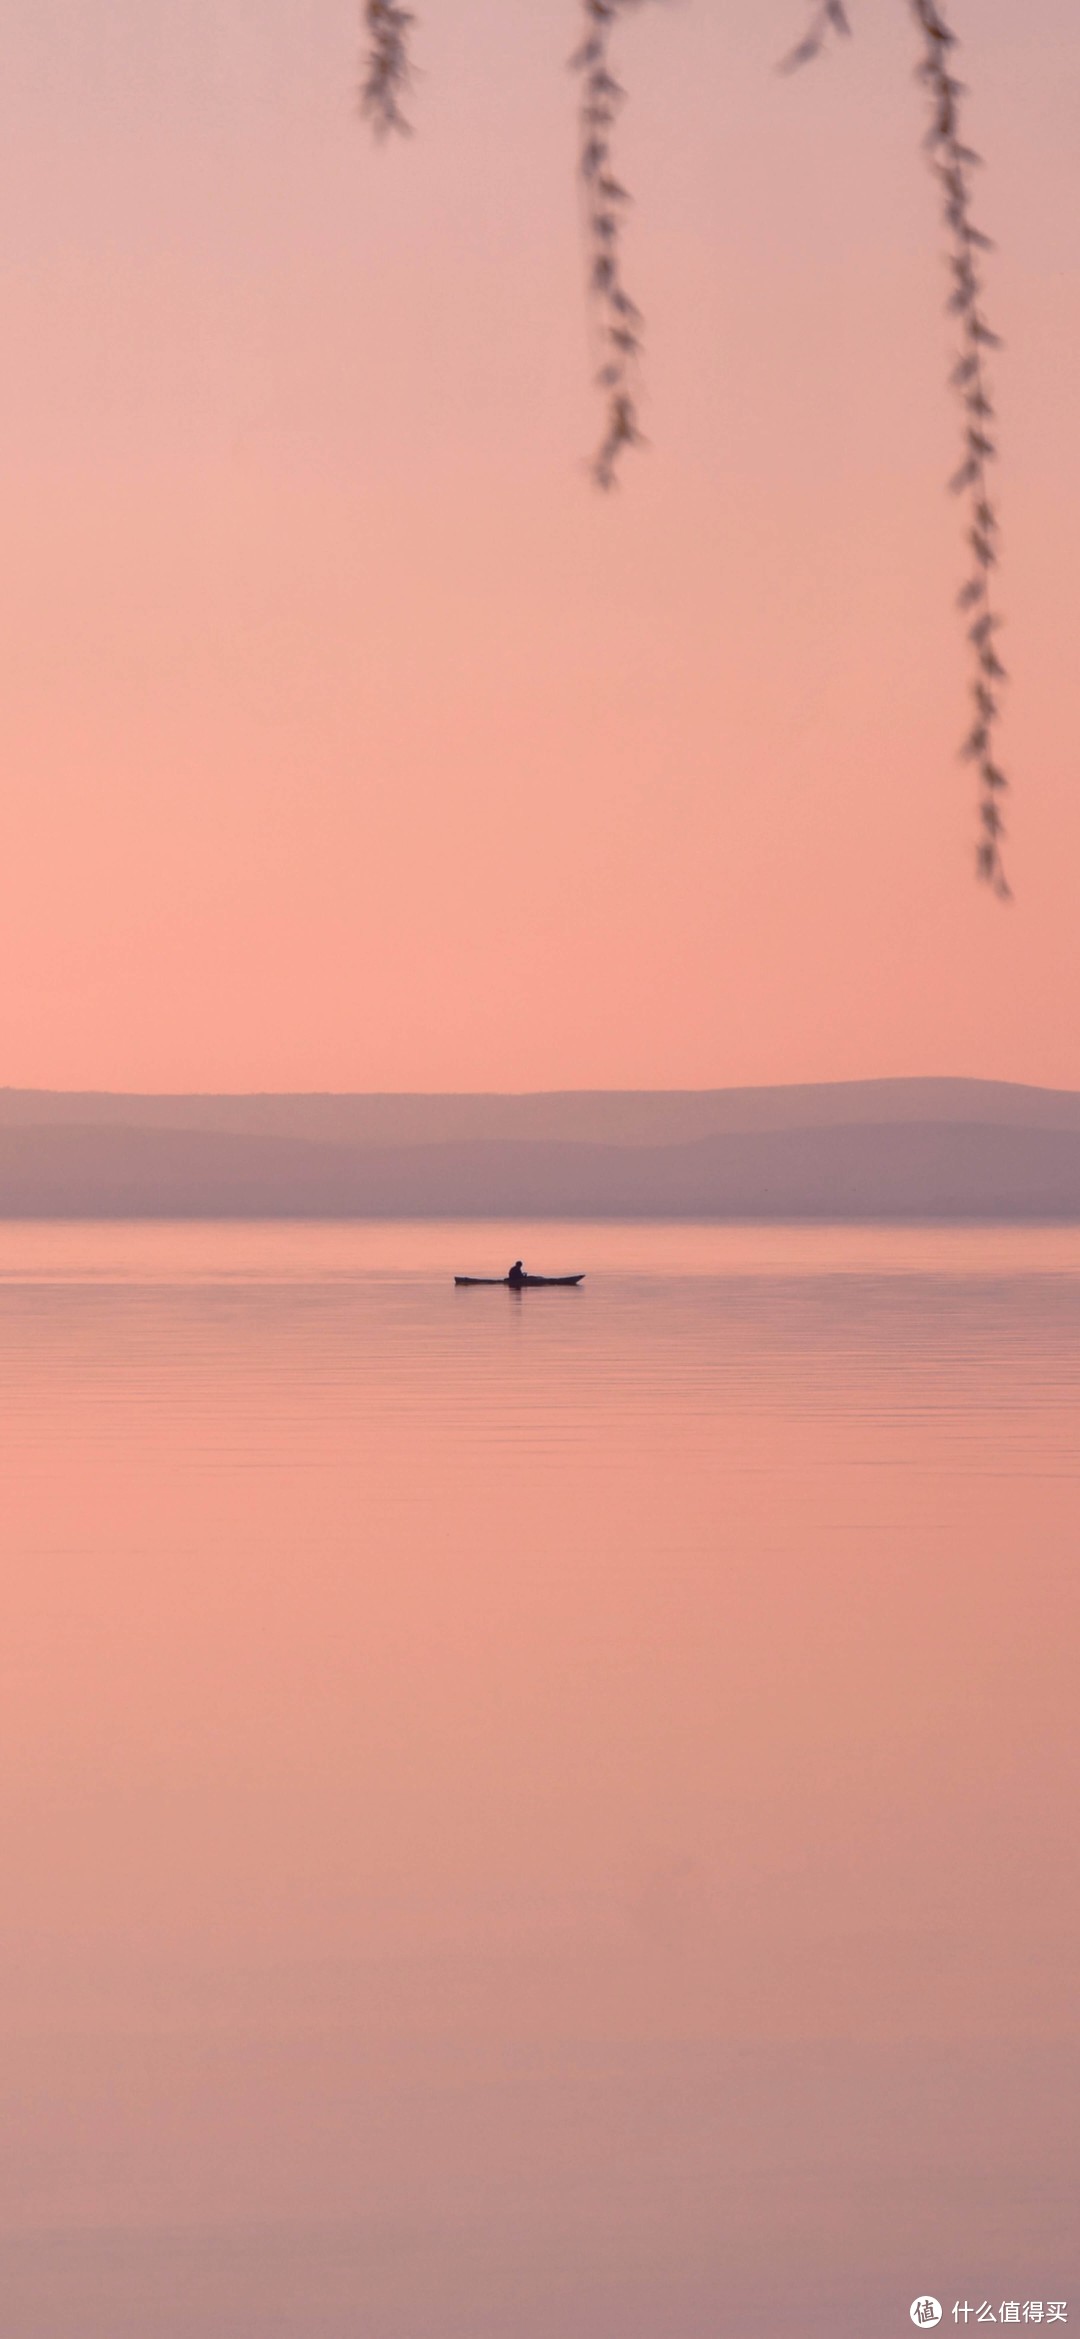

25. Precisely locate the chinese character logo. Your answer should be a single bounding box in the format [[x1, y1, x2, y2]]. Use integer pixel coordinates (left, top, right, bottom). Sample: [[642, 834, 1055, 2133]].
[[951, 2308, 1068, 2328], [912, 2304, 944, 2328]]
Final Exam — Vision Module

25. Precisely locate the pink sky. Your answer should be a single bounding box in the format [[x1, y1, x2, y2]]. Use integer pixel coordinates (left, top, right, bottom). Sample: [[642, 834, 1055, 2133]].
[[1, 0, 1077, 1092]]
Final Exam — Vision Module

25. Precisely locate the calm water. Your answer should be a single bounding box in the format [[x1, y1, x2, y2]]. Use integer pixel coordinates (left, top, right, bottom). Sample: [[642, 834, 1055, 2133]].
[[1, 1221, 1077, 2339]]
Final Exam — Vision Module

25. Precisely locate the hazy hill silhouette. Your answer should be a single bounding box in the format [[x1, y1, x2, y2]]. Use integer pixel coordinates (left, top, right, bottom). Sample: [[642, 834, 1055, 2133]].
[[0, 1082, 1079, 1215], [4, 1076, 1080, 1149]]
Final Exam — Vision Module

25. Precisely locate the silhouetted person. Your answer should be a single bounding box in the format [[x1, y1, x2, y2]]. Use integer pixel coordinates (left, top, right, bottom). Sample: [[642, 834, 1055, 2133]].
[[507, 1260, 526, 1288]]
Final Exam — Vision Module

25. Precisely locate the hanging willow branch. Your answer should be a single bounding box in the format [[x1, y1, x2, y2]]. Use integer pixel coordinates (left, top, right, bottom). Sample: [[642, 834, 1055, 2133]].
[[569, 1, 648, 489], [778, 0, 851, 75], [909, 0, 1009, 895], [360, 2, 1011, 892], [360, 0, 414, 136], [785, 0, 1009, 893]]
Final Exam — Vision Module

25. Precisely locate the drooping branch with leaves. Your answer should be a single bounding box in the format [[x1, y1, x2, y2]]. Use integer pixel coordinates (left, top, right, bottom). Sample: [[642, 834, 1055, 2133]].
[[778, 0, 852, 74], [359, 0, 1010, 893], [910, 0, 1009, 896], [359, 0, 414, 136], [570, 1, 647, 490]]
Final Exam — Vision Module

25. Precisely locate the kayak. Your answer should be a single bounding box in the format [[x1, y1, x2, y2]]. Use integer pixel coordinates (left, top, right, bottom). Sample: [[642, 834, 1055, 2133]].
[[454, 1274, 585, 1287]]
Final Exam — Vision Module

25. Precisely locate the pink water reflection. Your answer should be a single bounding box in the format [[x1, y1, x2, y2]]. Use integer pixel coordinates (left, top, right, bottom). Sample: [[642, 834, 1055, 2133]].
[[1, 1224, 1077, 2337]]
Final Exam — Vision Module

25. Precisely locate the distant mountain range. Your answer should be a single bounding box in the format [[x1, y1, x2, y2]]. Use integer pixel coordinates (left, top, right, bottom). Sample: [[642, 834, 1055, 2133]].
[[0, 1079, 1079, 1217]]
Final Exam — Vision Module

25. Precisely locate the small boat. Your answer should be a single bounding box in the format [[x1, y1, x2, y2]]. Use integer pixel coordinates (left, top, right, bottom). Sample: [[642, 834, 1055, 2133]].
[[454, 1273, 585, 1287]]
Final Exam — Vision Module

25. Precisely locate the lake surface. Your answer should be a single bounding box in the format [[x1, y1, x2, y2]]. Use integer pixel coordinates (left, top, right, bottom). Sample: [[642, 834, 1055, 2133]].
[[1, 1220, 1077, 2339]]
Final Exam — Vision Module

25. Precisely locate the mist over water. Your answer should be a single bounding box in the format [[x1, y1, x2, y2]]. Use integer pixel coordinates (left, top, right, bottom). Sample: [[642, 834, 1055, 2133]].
[[2, 1222, 1077, 2339]]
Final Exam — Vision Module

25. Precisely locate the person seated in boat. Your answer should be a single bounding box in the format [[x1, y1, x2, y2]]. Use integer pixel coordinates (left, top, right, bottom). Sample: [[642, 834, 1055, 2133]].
[[507, 1260, 526, 1288]]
